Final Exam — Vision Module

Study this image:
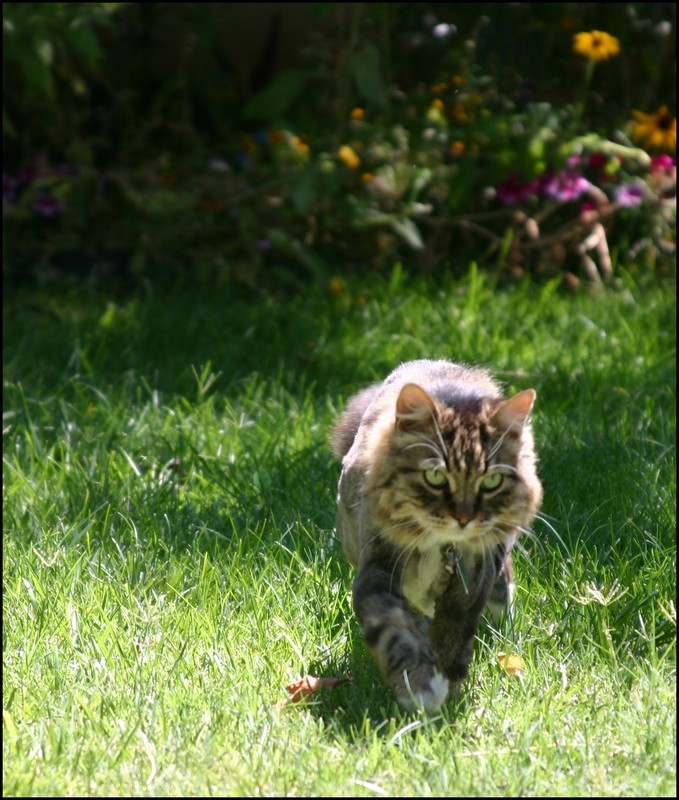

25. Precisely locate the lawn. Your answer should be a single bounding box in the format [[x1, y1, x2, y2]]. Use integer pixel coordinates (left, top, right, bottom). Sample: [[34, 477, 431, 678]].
[[3, 268, 676, 797]]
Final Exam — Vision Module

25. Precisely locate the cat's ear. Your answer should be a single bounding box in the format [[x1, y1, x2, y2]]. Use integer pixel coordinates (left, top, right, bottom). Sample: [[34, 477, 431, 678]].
[[492, 389, 536, 431], [395, 383, 438, 430]]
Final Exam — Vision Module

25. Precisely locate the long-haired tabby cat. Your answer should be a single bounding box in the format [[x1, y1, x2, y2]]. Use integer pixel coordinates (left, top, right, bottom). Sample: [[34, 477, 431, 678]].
[[332, 359, 542, 712]]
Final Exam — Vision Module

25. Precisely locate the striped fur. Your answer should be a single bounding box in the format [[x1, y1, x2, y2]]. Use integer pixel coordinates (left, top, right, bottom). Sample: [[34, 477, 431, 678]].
[[333, 360, 542, 712]]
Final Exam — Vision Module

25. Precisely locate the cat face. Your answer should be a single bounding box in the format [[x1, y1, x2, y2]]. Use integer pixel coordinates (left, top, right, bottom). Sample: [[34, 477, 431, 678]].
[[366, 383, 542, 556]]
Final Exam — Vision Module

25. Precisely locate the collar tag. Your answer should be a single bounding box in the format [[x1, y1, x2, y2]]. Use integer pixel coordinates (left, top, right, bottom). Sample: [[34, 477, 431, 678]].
[[443, 546, 470, 594]]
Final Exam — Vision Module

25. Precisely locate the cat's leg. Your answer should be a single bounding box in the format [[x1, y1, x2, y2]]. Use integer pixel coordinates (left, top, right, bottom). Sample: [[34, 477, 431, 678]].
[[352, 562, 449, 712], [428, 554, 496, 685], [487, 546, 515, 624]]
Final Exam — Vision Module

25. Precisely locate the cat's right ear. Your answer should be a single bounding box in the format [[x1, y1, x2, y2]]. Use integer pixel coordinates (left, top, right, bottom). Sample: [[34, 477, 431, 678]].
[[395, 383, 438, 430], [492, 388, 536, 431]]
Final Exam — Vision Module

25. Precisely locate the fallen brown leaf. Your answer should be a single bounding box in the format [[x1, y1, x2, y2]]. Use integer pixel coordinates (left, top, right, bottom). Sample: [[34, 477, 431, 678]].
[[276, 674, 351, 707], [497, 652, 526, 676]]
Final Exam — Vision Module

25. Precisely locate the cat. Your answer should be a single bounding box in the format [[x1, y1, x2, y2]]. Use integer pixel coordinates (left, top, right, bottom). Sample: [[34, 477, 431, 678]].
[[332, 359, 542, 712]]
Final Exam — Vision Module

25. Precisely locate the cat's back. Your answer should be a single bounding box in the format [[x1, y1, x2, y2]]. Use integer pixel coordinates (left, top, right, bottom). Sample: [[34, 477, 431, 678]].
[[331, 359, 501, 460]]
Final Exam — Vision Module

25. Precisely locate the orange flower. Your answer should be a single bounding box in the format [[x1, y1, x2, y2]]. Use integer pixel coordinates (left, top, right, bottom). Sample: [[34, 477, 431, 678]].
[[338, 145, 360, 169], [573, 30, 620, 61], [350, 107, 365, 120], [450, 141, 466, 155], [631, 106, 676, 152], [451, 103, 471, 124], [290, 136, 310, 156]]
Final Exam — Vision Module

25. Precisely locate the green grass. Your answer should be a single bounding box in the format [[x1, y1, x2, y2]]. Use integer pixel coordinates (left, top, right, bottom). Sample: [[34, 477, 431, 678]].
[[3, 268, 676, 796]]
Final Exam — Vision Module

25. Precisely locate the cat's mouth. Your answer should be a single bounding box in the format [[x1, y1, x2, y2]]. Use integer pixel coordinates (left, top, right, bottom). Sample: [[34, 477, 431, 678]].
[[426, 521, 500, 554]]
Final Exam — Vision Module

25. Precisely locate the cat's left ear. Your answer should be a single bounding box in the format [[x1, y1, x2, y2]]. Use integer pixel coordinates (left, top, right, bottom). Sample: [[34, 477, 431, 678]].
[[492, 389, 536, 431], [395, 383, 438, 430]]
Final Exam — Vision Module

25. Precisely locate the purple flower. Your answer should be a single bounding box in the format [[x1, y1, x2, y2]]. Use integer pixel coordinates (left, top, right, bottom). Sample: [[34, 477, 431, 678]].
[[540, 170, 590, 202], [32, 191, 65, 217], [256, 239, 272, 250], [17, 166, 38, 185], [496, 173, 540, 205], [52, 163, 77, 176], [614, 183, 645, 207], [3, 174, 19, 203]]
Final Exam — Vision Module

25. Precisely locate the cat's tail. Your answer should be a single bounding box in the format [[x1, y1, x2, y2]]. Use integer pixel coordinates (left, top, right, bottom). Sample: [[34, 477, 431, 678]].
[[331, 383, 381, 460]]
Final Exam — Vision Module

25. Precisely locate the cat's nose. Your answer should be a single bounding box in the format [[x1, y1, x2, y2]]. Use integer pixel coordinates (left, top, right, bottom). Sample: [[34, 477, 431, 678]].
[[455, 513, 475, 528]]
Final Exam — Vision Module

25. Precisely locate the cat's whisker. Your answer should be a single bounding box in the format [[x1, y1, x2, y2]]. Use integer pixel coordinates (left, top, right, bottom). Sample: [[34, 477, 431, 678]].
[[487, 425, 514, 461], [403, 439, 446, 460], [534, 510, 565, 541], [356, 518, 419, 561], [489, 462, 519, 476], [426, 410, 449, 463], [390, 533, 429, 596]]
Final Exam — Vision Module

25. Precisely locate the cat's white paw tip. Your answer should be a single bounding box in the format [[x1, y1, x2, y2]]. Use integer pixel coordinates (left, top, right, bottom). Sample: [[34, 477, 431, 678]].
[[424, 672, 450, 712], [401, 671, 450, 713]]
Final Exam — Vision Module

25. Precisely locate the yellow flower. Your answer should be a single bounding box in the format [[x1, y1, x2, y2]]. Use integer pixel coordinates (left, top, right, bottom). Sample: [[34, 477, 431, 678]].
[[631, 106, 676, 152], [290, 136, 310, 156], [573, 30, 621, 61], [338, 145, 360, 169], [429, 98, 445, 112], [329, 276, 344, 294], [350, 107, 365, 120]]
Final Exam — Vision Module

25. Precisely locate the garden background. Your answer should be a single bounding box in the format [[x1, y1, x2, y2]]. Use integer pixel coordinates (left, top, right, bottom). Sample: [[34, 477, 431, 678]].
[[3, 3, 676, 797]]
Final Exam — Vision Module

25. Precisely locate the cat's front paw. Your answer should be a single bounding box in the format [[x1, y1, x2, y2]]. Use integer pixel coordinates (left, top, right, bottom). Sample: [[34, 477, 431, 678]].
[[395, 669, 450, 713]]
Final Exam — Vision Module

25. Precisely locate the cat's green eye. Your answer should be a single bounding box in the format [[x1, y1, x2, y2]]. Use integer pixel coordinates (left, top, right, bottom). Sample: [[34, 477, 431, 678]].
[[424, 468, 448, 488], [480, 472, 503, 491]]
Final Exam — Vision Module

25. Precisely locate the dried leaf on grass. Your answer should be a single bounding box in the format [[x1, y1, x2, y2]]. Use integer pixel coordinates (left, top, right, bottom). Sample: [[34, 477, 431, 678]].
[[276, 674, 351, 707], [498, 652, 526, 676]]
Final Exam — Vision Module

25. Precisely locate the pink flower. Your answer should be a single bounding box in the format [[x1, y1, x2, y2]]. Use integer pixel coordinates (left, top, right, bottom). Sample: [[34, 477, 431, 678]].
[[540, 170, 591, 202], [650, 154, 676, 173], [614, 183, 645, 207]]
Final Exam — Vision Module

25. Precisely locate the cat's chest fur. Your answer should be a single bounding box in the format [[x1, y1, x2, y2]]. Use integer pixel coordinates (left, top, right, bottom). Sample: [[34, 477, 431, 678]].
[[400, 546, 451, 617]]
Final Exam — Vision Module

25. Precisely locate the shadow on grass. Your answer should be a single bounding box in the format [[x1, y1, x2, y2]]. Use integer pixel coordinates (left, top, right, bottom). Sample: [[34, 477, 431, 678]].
[[285, 633, 473, 741]]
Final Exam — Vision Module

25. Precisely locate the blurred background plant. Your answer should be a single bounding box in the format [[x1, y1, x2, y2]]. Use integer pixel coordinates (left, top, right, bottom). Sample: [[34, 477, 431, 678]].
[[3, 2, 676, 291]]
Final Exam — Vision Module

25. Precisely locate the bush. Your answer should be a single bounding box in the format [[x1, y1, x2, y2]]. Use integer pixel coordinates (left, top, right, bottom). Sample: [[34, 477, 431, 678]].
[[3, 3, 676, 289]]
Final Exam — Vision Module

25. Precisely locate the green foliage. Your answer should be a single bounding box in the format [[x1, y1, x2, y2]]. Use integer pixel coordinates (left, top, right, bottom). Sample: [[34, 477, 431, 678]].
[[2, 3, 676, 289], [3, 273, 676, 795], [3, 3, 118, 138]]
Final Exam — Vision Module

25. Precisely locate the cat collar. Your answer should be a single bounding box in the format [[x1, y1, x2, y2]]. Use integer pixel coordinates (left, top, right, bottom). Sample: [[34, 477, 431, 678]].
[[443, 545, 470, 594]]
